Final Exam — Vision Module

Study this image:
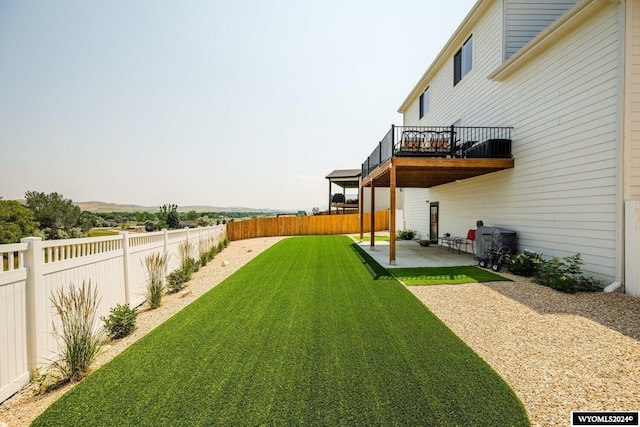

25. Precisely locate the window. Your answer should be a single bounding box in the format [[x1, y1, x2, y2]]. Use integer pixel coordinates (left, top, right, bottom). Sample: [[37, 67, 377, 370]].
[[454, 35, 473, 85], [419, 87, 430, 119]]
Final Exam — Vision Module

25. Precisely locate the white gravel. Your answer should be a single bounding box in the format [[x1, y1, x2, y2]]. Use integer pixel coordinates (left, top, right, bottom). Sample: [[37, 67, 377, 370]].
[[408, 272, 640, 427]]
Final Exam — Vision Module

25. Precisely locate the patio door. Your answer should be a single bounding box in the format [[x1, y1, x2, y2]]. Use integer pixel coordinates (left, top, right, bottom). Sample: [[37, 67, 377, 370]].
[[430, 202, 439, 243]]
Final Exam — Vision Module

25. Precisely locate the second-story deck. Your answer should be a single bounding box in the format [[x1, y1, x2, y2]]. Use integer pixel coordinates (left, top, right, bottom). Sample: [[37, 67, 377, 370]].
[[361, 125, 514, 188], [359, 125, 515, 265]]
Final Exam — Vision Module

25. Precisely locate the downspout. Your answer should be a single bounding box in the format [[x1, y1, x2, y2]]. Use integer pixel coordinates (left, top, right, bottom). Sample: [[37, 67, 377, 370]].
[[604, 281, 622, 293]]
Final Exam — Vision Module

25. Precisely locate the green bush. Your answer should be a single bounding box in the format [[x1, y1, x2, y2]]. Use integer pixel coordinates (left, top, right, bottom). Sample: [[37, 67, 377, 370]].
[[179, 241, 200, 277], [207, 246, 217, 262], [534, 253, 602, 293], [507, 250, 542, 277], [198, 240, 209, 266], [49, 281, 104, 383], [396, 229, 417, 240], [187, 257, 200, 274], [101, 304, 138, 339], [166, 269, 189, 294]]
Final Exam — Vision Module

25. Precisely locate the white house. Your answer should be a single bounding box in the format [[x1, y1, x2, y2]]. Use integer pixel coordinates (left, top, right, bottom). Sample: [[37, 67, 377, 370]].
[[359, 0, 640, 295]]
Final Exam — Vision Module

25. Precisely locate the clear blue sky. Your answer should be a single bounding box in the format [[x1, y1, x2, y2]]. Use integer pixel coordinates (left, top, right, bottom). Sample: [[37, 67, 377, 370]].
[[0, 0, 477, 211]]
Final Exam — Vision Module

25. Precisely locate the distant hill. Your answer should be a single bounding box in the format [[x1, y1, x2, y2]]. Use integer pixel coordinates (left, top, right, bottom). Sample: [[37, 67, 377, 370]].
[[75, 201, 281, 213]]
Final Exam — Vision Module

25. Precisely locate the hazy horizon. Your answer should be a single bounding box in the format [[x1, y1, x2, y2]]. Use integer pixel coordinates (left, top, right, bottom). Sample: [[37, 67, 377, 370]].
[[1, 0, 477, 211]]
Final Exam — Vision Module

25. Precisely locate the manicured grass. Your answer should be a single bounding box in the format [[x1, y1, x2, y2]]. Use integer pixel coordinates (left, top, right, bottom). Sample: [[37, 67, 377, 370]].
[[390, 266, 511, 285], [33, 236, 528, 426], [351, 234, 390, 242]]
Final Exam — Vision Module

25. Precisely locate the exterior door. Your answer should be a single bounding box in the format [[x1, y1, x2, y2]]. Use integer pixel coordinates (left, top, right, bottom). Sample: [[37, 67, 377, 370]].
[[430, 202, 439, 243]]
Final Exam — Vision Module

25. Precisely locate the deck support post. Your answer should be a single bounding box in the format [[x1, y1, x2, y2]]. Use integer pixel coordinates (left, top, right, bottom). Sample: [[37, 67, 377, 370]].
[[389, 163, 396, 265], [328, 180, 332, 215], [359, 183, 364, 241], [370, 180, 375, 249]]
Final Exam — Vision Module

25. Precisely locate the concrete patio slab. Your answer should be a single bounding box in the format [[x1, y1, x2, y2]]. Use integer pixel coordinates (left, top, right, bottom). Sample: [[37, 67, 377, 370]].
[[354, 238, 477, 268]]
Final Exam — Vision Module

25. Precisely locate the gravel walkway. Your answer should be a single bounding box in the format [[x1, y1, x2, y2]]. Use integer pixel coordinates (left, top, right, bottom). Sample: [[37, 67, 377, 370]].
[[408, 272, 640, 427], [1, 237, 638, 427]]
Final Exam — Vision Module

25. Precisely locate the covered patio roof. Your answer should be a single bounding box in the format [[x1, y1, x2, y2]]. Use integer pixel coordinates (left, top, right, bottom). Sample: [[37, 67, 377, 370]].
[[359, 157, 514, 265], [326, 169, 361, 188], [361, 157, 514, 189], [326, 169, 361, 215]]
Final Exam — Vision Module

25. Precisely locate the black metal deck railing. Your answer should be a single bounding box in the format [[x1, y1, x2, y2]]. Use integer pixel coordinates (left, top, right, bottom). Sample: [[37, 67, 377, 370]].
[[361, 125, 513, 179]]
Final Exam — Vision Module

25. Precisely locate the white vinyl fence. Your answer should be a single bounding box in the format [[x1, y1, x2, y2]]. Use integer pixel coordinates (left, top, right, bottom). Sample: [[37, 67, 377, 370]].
[[0, 225, 226, 403]]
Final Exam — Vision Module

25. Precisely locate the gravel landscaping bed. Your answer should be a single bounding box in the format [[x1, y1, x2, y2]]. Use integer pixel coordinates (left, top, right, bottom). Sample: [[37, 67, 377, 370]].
[[408, 272, 640, 427]]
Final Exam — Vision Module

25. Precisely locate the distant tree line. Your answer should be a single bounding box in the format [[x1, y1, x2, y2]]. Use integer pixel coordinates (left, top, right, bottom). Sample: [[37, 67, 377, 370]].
[[0, 192, 276, 244]]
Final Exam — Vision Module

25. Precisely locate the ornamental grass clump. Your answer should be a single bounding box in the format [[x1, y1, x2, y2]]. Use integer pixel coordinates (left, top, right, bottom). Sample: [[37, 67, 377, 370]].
[[49, 280, 104, 383], [179, 241, 198, 279], [198, 239, 209, 267], [167, 242, 200, 294], [144, 252, 168, 308]]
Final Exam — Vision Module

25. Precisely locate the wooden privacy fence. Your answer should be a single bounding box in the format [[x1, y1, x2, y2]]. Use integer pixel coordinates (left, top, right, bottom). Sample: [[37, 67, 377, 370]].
[[227, 210, 390, 241]]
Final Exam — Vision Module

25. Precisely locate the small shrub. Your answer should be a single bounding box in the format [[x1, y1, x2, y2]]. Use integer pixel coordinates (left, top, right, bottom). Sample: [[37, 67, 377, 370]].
[[550, 275, 578, 293], [507, 250, 543, 277], [49, 281, 104, 383], [166, 268, 188, 294], [396, 229, 417, 240], [534, 253, 602, 293], [144, 252, 168, 309], [101, 303, 138, 339], [198, 240, 209, 266], [207, 246, 217, 262], [199, 253, 208, 267], [189, 257, 200, 273], [180, 241, 200, 277]]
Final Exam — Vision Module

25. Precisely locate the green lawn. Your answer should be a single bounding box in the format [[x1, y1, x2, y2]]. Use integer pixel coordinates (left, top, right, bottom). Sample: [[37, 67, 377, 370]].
[[390, 266, 511, 285], [33, 236, 528, 426], [351, 234, 390, 242]]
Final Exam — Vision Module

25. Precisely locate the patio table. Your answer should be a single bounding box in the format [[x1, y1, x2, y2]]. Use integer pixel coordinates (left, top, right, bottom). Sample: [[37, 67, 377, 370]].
[[439, 236, 463, 253]]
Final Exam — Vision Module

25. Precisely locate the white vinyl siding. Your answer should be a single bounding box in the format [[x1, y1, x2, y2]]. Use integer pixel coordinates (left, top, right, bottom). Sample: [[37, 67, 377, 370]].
[[401, 1, 620, 280], [504, 0, 579, 60], [402, 189, 430, 240], [361, 188, 402, 213], [629, 0, 640, 199]]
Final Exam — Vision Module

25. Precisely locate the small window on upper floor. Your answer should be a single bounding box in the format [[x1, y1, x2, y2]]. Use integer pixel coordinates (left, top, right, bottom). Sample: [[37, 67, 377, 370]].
[[419, 87, 430, 119], [454, 35, 473, 86]]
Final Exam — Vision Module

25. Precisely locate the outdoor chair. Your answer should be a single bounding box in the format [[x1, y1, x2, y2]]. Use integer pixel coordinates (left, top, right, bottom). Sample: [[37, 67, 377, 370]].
[[400, 130, 426, 150], [460, 229, 475, 254]]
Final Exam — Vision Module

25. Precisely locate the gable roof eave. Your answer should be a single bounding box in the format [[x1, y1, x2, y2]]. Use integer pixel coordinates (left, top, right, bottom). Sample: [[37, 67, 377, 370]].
[[488, 0, 613, 81]]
